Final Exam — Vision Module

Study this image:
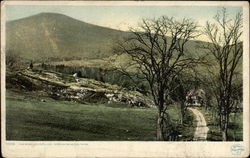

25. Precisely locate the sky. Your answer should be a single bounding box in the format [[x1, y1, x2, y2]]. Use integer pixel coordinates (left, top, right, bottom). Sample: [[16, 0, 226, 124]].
[[5, 5, 242, 41]]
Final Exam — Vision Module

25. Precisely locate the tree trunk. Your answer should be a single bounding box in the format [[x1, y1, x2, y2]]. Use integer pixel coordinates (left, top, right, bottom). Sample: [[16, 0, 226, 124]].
[[222, 109, 229, 141], [219, 103, 223, 129], [222, 121, 228, 141], [180, 102, 185, 125], [157, 88, 165, 141], [157, 112, 164, 141], [222, 130, 227, 141]]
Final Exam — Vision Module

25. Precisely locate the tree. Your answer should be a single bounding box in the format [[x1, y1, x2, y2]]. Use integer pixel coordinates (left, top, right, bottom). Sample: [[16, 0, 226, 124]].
[[115, 16, 200, 140], [203, 8, 243, 141]]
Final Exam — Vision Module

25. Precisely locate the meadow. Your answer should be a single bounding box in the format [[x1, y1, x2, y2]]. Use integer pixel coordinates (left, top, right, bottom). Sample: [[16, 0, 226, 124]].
[[6, 90, 195, 141]]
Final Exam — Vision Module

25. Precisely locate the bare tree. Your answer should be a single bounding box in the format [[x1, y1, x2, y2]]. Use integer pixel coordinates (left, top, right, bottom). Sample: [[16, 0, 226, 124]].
[[203, 8, 243, 141], [114, 16, 200, 140]]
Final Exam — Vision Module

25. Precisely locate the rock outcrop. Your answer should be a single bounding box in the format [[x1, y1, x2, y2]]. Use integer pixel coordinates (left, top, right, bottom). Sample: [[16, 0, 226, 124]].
[[7, 69, 155, 108]]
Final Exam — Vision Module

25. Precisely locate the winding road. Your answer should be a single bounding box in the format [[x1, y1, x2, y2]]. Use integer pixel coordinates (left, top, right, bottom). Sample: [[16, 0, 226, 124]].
[[188, 108, 209, 141]]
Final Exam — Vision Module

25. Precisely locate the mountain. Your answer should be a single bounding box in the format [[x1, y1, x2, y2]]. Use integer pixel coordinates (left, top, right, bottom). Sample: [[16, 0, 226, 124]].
[[6, 12, 217, 63], [6, 13, 129, 61]]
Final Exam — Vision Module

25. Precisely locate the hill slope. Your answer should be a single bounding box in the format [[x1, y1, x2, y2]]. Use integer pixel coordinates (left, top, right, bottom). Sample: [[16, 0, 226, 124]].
[[6, 12, 226, 64], [6, 13, 129, 61]]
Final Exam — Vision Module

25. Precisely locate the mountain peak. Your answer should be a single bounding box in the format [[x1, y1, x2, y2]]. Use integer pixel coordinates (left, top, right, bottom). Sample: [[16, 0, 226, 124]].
[[6, 12, 127, 61], [33, 12, 75, 19], [10, 12, 84, 24]]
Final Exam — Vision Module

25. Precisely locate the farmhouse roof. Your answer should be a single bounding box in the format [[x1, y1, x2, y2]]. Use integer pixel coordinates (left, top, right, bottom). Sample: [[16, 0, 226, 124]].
[[187, 89, 205, 97]]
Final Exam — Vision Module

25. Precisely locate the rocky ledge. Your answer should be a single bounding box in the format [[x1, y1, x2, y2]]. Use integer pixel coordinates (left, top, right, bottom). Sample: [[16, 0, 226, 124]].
[[7, 69, 155, 108]]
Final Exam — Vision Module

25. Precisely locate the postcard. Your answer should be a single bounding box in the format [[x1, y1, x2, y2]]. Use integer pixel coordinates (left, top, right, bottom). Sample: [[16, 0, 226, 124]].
[[1, 1, 249, 157]]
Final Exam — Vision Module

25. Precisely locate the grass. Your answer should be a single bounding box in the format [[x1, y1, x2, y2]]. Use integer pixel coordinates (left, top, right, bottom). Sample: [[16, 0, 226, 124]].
[[6, 89, 196, 141], [6, 90, 157, 141], [197, 107, 243, 141]]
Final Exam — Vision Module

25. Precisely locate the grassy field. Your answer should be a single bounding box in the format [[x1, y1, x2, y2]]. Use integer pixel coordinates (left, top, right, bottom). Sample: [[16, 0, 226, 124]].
[[6, 90, 156, 141], [6, 90, 195, 141], [197, 107, 243, 141]]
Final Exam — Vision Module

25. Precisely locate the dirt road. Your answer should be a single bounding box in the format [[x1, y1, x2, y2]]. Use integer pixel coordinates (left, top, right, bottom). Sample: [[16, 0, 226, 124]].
[[188, 108, 209, 141]]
